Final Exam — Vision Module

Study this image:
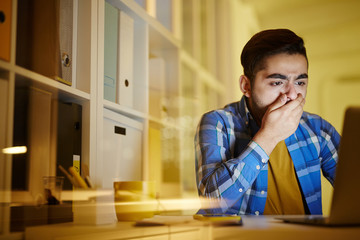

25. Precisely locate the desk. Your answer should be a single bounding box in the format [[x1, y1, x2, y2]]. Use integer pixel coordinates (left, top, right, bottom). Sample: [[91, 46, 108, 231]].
[[25, 215, 360, 240], [25, 216, 208, 240], [212, 216, 360, 240]]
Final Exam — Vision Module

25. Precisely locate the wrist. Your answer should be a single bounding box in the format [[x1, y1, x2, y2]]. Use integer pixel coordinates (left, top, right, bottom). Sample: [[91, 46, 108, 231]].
[[253, 129, 280, 156]]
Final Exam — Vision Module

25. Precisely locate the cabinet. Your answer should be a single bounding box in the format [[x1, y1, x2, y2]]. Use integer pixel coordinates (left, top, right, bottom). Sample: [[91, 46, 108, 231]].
[[0, 0, 252, 238]]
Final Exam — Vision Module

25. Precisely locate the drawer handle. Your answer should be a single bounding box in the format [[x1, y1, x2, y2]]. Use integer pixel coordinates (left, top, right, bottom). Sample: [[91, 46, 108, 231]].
[[114, 126, 126, 135]]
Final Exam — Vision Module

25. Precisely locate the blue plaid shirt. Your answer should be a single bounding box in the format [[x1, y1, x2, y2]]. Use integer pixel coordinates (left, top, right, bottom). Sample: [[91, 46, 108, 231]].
[[195, 96, 340, 215]]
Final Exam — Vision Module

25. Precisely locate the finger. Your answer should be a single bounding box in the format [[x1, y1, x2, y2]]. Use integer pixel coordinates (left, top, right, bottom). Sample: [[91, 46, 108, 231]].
[[300, 95, 306, 107], [292, 94, 305, 110], [284, 93, 304, 111], [267, 93, 287, 112], [294, 104, 304, 117], [292, 100, 305, 120]]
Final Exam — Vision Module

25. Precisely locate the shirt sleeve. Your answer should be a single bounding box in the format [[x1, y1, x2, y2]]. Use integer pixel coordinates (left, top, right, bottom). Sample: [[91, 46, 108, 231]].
[[319, 118, 341, 185], [195, 111, 269, 214]]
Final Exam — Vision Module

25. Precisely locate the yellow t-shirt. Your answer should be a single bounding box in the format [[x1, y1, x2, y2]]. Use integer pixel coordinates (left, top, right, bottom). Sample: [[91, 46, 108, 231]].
[[263, 141, 305, 215]]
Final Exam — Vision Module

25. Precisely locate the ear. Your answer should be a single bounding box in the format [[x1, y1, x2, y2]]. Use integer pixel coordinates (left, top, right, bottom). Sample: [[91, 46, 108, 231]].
[[239, 75, 251, 98]]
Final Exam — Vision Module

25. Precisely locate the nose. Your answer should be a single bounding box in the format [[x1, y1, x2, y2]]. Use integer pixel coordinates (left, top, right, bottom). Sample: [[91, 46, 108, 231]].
[[285, 83, 297, 101]]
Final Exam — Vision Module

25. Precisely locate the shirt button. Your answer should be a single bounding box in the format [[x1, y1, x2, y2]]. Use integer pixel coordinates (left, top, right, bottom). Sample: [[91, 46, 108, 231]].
[[261, 190, 265, 195], [239, 188, 243, 193], [255, 211, 260, 215], [261, 158, 266, 163], [256, 165, 260, 170]]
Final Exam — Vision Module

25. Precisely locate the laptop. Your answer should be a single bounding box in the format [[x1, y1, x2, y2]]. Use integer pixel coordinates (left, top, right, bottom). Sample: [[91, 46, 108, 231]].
[[277, 107, 360, 226]]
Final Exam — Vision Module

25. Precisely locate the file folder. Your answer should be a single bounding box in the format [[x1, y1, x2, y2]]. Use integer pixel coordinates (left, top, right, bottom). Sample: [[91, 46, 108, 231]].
[[118, 10, 134, 108], [57, 0, 74, 86], [16, 0, 75, 86], [0, 0, 12, 62], [104, 2, 118, 102]]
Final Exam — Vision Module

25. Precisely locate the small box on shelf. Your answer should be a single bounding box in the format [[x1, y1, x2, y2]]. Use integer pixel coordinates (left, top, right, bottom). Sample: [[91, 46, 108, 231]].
[[102, 108, 143, 189]]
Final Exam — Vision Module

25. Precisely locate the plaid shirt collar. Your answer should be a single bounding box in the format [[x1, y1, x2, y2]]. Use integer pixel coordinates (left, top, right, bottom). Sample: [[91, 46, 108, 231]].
[[238, 96, 260, 137]]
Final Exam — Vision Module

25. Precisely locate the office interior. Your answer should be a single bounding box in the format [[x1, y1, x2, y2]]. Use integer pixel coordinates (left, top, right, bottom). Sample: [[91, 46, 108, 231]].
[[1, 0, 360, 239]]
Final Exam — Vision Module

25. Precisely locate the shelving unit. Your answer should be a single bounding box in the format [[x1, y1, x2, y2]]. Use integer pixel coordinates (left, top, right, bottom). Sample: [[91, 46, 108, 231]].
[[98, 0, 235, 198], [0, 0, 252, 238]]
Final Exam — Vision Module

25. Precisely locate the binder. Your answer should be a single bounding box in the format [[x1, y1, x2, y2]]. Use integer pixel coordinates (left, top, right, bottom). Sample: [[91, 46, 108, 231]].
[[104, 2, 118, 102], [118, 10, 134, 108], [149, 58, 166, 119], [0, 0, 12, 62], [16, 0, 75, 86], [57, 0, 74, 86], [55, 101, 82, 190]]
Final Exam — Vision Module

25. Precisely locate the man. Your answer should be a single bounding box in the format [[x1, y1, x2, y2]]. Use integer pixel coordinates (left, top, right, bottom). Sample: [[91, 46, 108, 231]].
[[195, 29, 340, 215]]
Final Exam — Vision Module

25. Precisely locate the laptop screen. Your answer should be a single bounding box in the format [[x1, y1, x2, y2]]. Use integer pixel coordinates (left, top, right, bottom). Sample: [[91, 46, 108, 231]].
[[329, 107, 360, 224]]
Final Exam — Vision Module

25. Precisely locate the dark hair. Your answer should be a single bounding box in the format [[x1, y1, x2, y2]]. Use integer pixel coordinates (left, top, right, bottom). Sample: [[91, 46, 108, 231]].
[[240, 29, 308, 83]]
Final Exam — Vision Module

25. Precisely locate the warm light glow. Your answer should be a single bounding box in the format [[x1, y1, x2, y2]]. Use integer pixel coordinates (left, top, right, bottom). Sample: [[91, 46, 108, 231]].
[[2, 146, 27, 154]]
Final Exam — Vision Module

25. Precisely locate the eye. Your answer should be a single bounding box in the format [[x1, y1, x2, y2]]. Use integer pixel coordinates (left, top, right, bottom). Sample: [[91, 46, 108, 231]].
[[271, 81, 283, 86], [295, 81, 306, 86]]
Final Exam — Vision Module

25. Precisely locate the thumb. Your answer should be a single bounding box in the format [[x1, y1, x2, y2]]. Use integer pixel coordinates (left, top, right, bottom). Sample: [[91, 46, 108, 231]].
[[267, 94, 287, 112]]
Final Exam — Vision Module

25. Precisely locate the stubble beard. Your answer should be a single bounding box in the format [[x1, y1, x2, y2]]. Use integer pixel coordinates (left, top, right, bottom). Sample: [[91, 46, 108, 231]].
[[246, 95, 268, 127]]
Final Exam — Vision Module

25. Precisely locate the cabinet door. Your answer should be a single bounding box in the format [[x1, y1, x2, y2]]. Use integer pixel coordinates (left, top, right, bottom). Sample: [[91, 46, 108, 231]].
[[102, 109, 143, 188], [11, 86, 52, 202]]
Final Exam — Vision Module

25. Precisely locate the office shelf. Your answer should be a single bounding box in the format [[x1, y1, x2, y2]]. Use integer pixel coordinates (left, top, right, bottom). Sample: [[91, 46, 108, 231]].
[[0, 0, 248, 237]]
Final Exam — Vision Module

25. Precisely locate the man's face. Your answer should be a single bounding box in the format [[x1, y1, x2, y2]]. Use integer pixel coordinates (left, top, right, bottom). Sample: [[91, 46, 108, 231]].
[[245, 53, 308, 125]]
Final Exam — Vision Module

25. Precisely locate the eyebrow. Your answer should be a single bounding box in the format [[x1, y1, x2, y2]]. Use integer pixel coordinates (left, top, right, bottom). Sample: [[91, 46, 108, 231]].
[[296, 73, 308, 80], [267, 73, 287, 79], [266, 73, 308, 80]]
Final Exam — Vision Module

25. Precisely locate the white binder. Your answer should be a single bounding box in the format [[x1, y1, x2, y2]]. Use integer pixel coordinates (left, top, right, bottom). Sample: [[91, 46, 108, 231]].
[[117, 10, 134, 108], [104, 2, 118, 102]]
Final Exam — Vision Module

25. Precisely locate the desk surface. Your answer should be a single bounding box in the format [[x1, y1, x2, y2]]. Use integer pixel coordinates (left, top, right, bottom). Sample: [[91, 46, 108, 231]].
[[212, 215, 360, 240], [25, 215, 360, 240]]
